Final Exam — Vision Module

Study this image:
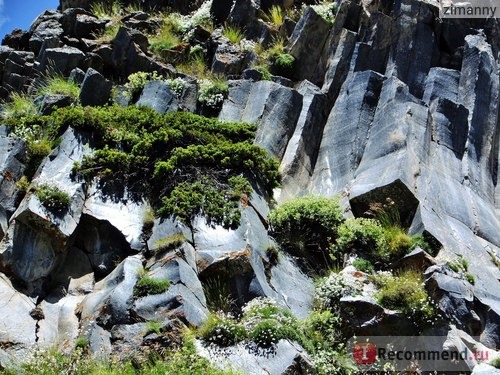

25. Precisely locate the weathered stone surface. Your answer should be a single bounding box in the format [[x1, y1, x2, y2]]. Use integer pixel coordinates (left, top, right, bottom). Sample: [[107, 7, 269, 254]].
[[0, 128, 91, 286], [196, 339, 315, 375], [279, 80, 327, 201], [1, 29, 30, 51], [37, 293, 83, 349], [61, 8, 107, 39], [219, 80, 302, 159], [37, 46, 86, 75], [211, 42, 249, 76], [29, 12, 64, 54], [79, 68, 112, 106], [0, 273, 36, 357], [288, 7, 332, 84], [423, 67, 460, 104], [35, 94, 74, 115], [136, 80, 179, 114], [0, 133, 27, 215]]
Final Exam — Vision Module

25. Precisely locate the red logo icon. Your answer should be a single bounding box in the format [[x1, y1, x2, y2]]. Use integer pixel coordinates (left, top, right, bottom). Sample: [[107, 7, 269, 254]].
[[353, 342, 377, 365]]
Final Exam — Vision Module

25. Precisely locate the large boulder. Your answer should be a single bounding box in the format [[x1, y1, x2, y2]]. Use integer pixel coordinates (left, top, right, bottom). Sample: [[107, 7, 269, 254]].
[[79, 68, 112, 106], [136, 80, 179, 114]]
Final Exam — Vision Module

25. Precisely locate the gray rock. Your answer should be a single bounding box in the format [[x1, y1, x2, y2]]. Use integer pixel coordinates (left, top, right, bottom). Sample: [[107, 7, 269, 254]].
[[60, 0, 91, 11], [288, 7, 332, 84], [196, 339, 315, 375], [0, 134, 27, 215], [60, 8, 107, 39], [79, 68, 112, 106], [79, 255, 143, 327], [37, 46, 86, 75], [0, 128, 91, 286], [69, 67, 86, 85], [423, 67, 460, 104], [29, 17, 64, 55], [211, 42, 249, 76], [35, 94, 74, 115], [219, 80, 303, 159], [136, 80, 179, 114]]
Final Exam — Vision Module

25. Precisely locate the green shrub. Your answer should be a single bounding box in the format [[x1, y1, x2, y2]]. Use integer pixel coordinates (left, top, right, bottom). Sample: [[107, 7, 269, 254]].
[[198, 313, 246, 347], [75, 336, 89, 348], [271, 53, 295, 78], [269, 195, 344, 258], [373, 270, 435, 326], [134, 271, 171, 297], [334, 218, 386, 258], [198, 79, 229, 108], [301, 309, 343, 352], [222, 25, 244, 44], [380, 226, 413, 262], [314, 272, 361, 310], [125, 71, 164, 97], [35, 184, 71, 212], [311, 1, 338, 23], [490, 356, 500, 369], [352, 258, 374, 273], [254, 65, 272, 80], [16, 176, 30, 193]]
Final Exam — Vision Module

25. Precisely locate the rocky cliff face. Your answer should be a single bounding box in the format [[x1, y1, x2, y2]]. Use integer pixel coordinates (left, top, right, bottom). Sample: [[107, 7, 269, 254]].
[[0, 0, 498, 373]]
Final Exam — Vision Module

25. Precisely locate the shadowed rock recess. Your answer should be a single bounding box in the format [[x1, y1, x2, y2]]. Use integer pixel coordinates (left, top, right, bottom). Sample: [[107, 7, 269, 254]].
[[0, 0, 498, 373]]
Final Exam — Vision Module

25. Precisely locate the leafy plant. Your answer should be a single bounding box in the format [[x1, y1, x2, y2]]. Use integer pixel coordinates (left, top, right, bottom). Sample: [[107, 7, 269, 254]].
[[16, 176, 30, 193], [352, 258, 374, 273], [372, 270, 435, 326], [311, 1, 338, 23], [134, 270, 171, 297], [254, 65, 272, 80], [75, 336, 89, 348], [198, 313, 246, 347], [197, 79, 229, 108], [269, 195, 344, 258], [222, 24, 244, 44], [35, 184, 71, 212], [271, 53, 295, 77]]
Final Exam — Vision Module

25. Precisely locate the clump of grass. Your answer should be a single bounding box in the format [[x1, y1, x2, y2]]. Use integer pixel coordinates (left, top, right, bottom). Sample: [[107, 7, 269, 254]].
[[153, 233, 186, 254], [90, 0, 122, 19], [134, 269, 171, 297], [177, 53, 210, 78], [150, 18, 182, 57], [93, 22, 122, 43], [35, 75, 80, 100], [146, 320, 163, 335], [198, 313, 246, 347], [35, 184, 71, 212], [222, 24, 244, 44], [202, 276, 235, 313], [261, 5, 284, 26], [75, 336, 89, 348], [465, 273, 475, 285], [1, 92, 37, 119], [16, 176, 30, 193]]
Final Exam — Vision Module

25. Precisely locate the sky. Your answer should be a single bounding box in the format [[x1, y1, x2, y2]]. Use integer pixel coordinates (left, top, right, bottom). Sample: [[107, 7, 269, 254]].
[[0, 0, 59, 40]]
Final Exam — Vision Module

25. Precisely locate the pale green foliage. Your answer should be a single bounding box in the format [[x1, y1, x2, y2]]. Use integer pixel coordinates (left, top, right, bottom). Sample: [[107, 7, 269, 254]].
[[261, 5, 284, 26], [36, 75, 80, 100], [35, 184, 71, 212], [198, 79, 228, 107], [311, 1, 337, 23], [314, 272, 361, 310], [1, 92, 37, 119], [222, 25, 244, 44]]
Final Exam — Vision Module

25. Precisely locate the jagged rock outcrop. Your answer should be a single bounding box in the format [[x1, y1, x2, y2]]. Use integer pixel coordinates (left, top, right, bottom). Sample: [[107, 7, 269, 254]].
[[0, 0, 498, 372]]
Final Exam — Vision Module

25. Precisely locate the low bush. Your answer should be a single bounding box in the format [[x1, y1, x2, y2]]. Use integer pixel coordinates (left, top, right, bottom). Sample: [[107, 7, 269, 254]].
[[314, 272, 361, 310], [35, 184, 71, 212], [334, 218, 386, 258], [269, 195, 344, 258], [197, 79, 229, 108], [271, 53, 295, 78], [372, 270, 435, 326], [198, 313, 246, 347], [352, 258, 374, 273], [311, 1, 338, 23]]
